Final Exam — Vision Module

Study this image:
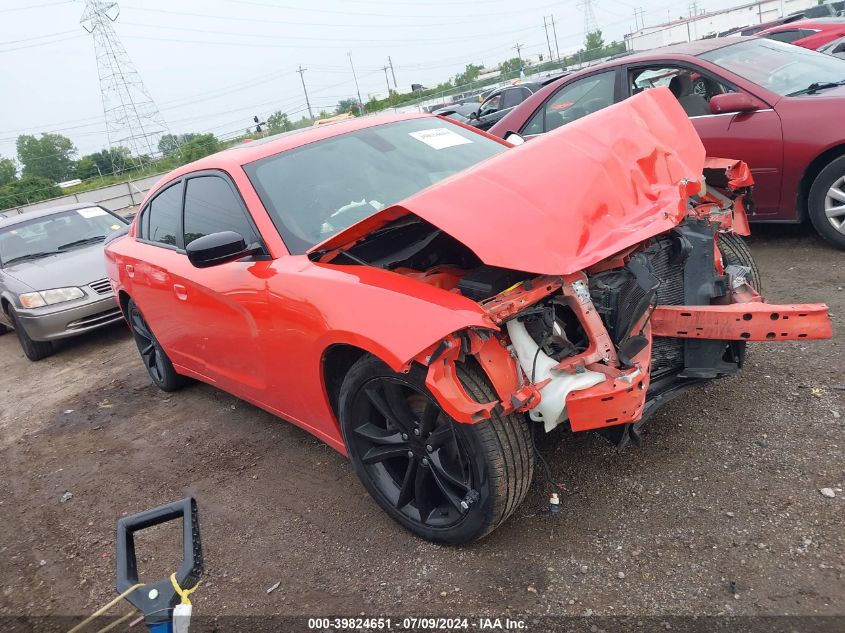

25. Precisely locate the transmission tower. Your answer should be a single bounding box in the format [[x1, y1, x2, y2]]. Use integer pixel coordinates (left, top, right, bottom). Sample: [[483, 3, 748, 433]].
[[578, 0, 600, 38], [80, 0, 171, 174]]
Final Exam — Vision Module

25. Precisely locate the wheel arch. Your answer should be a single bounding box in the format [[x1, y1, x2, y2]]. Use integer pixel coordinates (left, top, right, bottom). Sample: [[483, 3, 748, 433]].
[[116, 290, 132, 319], [321, 343, 371, 429], [797, 143, 845, 222]]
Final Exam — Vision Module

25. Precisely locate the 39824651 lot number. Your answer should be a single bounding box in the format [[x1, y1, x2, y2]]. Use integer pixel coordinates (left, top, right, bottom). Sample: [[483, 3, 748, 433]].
[[307, 617, 471, 630]]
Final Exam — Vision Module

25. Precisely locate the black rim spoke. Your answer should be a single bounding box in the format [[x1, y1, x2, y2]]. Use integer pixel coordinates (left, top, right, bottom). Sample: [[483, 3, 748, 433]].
[[396, 458, 419, 508], [354, 423, 405, 445], [414, 467, 434, 522], [364, 385, 412, 433], [428, 462, 464, 511], [352, 377, 476, 528], [419, 401, 439, 437], [362, 444, 411, 465], [428, 450, 471, 493], [426, 425, 453, 451], [140, 342, 155, 356]]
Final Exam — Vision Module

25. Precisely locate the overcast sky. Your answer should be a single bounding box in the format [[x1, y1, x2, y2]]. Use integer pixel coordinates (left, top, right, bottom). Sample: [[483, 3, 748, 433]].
[[0, 0, 743, 162]]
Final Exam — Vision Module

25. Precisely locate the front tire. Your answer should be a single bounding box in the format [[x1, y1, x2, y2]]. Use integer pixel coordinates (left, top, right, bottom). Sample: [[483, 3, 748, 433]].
[[808, 155, 845, 250], [718, 231, 762, 293], [9, 309, 52, 361], [127, 299, 187, 392], [338, 356, 533, 544]]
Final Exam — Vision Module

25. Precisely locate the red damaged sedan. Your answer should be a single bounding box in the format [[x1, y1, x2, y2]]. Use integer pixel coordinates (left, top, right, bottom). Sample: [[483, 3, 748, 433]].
[[105, 89, 831, 543]]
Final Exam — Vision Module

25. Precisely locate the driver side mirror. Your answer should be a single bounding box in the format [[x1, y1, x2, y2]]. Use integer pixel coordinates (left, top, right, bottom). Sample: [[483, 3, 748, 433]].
[[186, 231, 260, 268], [709, 92, 765, 115]]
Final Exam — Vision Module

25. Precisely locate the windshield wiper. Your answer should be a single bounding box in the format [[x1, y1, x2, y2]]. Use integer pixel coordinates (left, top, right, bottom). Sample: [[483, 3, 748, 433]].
[[58, 235, 106, 250], [3, 251, 63, 266], [789, 80, 845, 96]]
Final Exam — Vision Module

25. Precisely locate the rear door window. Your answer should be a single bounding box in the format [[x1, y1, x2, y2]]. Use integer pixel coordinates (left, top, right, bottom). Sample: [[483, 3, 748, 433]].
[[146, 182, 183, 249], [763, 29, 805, 43], [522, 70, 616, 135], [183, 175, 260, 247]]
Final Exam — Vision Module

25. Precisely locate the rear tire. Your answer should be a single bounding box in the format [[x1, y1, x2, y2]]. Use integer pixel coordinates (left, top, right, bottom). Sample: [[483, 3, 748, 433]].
[[9, 309, 53, 361], [718, 232, 762, 293], [127, 299, 187, 392], [0, 323, 7, 335], [338, 355, 533, 543], [808, 155, 845, 250]]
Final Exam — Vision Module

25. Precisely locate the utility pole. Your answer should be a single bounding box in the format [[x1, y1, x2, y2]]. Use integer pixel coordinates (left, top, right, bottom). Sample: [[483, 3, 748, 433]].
[[549, 14, 561, 62], [388, 55, 397, 88], [381, 65, 392, 99], [634, 7, 644, 30], [296, 65, 313, 120], [543, 16, 554, 63], [348, 51, 364, 114], [513, 42, 523, 61]]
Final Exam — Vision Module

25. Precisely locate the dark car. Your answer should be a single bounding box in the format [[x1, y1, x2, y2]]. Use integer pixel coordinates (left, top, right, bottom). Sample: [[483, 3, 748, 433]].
[[489, 37, 845, 249], [818, 34, 845, 57], [466, 82, 541, 131], [431, 103, 479, 124]]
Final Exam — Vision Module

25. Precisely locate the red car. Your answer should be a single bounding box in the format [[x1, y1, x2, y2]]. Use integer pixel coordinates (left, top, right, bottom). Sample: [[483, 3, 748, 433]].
[[757, 18, 845, 50], [489, 37, 845, 249], [105, 91, 831, 543]]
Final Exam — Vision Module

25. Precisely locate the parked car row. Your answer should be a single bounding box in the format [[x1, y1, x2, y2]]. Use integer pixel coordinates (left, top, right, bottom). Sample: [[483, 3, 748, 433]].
[[489, 37, 845, 248]]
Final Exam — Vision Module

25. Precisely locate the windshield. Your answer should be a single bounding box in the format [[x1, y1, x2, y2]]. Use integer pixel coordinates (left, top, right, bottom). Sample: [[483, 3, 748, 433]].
[[244, 118, 507, 254], [0, 207, 127, 266], [700, 39, 845, 96]]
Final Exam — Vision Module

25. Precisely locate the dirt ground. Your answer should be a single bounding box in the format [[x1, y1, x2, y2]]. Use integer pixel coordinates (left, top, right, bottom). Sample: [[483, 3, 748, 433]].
[[0, 225, 842, 625]]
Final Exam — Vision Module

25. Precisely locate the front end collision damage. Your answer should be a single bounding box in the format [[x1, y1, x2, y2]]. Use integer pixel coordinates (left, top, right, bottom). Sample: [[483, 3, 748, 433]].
[[312, 90, 830, 443], [400, 169, 831, 444]]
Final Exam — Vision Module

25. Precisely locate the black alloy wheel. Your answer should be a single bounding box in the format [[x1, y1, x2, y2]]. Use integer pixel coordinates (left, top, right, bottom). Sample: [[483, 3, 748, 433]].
[[127, 299, 186, 392], [339, 356, 533, 543], [348, 377, 476, 529]]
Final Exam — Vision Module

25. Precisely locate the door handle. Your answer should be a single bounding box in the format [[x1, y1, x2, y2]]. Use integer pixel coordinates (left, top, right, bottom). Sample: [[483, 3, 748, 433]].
[[173, 284, 188, 301], [125, 264, 134, 278]]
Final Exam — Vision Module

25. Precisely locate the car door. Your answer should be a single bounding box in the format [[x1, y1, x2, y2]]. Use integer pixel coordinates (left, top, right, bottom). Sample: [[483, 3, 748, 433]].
[[167, 171, 273, 397], [519, 70, 619, 137], [624, 63, 784, 216], [473, 90, 504, 130], [129, 180, 199, 369]]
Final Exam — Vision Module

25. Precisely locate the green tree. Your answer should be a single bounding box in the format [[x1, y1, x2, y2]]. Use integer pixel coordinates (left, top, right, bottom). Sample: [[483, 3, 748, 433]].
[[176, 133, 219, 164], [76, 147, 132, 179], [0, 176, 62, 210], [499, 57, 524, 74], [267, 111, 292, 133], [335, 98, 360, 115], [585, 30, 605, 53], [0, 157, 16, 187], [16, 133, 77, 182], [158, 133, 197, 156], [454, 63, 483, 87]]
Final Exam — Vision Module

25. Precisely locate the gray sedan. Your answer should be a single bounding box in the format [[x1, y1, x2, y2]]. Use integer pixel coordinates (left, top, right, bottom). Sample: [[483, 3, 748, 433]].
[[0, 203, 129, 360]]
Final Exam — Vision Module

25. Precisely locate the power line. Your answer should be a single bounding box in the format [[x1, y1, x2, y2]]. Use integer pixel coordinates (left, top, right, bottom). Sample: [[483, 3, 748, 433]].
[[0, 1, 72, 13]]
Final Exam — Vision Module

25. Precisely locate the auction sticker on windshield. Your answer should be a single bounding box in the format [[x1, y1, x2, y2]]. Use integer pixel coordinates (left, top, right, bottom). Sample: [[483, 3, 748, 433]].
[[77, 207, 108, 218], [408, 127, 473, 150]]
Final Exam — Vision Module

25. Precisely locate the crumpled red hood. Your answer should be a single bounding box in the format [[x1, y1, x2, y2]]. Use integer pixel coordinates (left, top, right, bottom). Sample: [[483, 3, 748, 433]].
[[312, 88, 706, 275]]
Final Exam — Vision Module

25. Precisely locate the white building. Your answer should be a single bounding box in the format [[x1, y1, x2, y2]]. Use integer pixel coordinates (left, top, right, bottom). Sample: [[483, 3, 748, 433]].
[[624, 0, 820, 51]]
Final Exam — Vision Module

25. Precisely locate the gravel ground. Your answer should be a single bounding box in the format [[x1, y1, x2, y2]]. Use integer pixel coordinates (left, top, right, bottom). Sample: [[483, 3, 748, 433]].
[[0, 225, 842, 625]]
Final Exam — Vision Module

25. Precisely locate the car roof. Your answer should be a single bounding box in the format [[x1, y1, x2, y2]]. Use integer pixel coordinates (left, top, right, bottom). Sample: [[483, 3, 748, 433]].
[[160, 111, 434, 181], [760, 17, 845, 31], [0, 202, 106, 229]]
